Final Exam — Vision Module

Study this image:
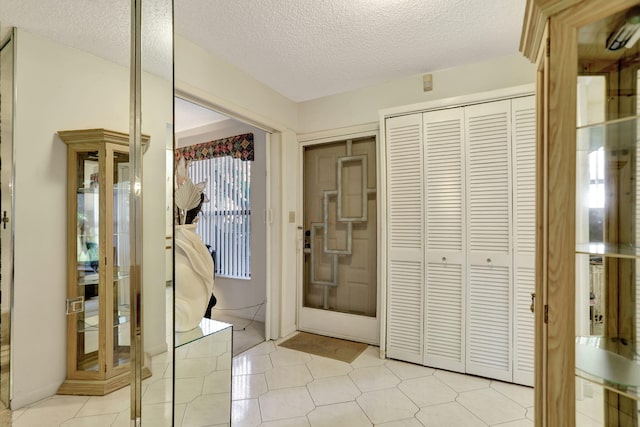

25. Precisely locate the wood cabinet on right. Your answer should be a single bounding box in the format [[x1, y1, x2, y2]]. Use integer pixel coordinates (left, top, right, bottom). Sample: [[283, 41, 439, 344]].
[[521, 0, 640, 425]]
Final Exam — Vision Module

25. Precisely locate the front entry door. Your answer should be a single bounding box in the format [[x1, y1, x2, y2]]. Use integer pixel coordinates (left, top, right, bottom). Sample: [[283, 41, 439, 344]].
[[299, 136, 379, 345]]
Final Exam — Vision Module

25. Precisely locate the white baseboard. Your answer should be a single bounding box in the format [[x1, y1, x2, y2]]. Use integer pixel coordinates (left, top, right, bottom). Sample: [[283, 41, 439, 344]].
[[11, 383, 60, 410]]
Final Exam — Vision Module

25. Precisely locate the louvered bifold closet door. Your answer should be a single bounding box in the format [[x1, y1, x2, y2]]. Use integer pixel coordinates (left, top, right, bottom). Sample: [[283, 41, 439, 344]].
[[423, 108, 466, 372], [464, 100, 513, 382], [511, 96, 536, 386], [385, 114, 424, 364]]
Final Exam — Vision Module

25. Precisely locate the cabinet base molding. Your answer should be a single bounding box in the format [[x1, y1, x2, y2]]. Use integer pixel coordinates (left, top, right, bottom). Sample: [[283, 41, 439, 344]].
[[57, 356, 151, 396]]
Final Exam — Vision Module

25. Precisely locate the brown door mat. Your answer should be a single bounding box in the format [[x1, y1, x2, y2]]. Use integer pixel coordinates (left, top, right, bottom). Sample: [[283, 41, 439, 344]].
[[278, 331, 368, 363]]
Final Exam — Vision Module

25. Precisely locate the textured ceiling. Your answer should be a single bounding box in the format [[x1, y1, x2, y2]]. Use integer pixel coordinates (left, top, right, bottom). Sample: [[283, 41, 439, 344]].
[[174, 0, 527, 101], [1, 0, 527, 102], [0, 0, 173, 78]]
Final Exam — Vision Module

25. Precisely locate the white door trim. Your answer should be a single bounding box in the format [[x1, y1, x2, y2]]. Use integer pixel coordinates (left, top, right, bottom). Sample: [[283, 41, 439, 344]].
[[297, 127, 381, 345], [174, 86, 282, 341]]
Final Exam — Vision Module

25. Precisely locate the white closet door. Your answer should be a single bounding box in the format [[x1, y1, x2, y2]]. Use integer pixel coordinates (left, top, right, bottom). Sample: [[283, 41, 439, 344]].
[[512, 96, 536, 386], [465, 100, 513, 382], [423, 108, 466, 372], [385, 114, 424, 364]]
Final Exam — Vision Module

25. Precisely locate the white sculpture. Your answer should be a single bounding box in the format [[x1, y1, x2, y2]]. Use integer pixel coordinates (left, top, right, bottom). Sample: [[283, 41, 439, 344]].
[[174, 157, 213, 332], [174, 223, 214, 332]]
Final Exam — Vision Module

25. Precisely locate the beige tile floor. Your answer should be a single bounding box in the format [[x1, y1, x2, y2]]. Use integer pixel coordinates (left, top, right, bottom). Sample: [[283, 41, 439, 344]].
[[230, 340, 536, 427], [3, 335, 614, 426]]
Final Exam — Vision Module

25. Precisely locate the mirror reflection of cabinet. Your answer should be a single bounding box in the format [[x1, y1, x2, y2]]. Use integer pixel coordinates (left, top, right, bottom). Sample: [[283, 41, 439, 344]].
[[57, 129, 151, 395]]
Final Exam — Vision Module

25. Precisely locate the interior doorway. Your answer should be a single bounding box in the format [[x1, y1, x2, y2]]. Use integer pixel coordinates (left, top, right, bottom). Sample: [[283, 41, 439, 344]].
[[174, 97, 267, 355], [299, 136, 380, 345]]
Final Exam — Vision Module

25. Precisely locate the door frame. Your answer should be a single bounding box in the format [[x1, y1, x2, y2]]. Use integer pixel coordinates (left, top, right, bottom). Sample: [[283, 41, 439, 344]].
[[174, 88, 281, 342], [297, 124, 381, 345], [0, 28, 16, 409]]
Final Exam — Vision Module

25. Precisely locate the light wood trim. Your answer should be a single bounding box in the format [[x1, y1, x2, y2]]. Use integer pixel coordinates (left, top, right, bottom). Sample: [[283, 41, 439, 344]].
[[520, 0, 636, 61], [521, 1, 547, 62], [66, 146, 78, 379], [58, 128, 150, 151], [58, 364, 151, 396], [535, 0, 583, 13], [521, 0, 582, 61], [546, 16, 578, 427], [556, 0, 640, 27], [535, 23, 549, 427]]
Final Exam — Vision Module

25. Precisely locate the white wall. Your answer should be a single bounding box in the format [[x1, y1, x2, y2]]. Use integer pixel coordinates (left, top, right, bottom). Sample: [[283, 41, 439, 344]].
[[141, 59, 174, 357], [12, 29, 170, 408], [174, 44, 536, 342], [297, 54, 535, 133], [279, 129, 299, 338], [175, 36, 300, 339], [175, 36, 298, 132], [177, 120, 267, 322]]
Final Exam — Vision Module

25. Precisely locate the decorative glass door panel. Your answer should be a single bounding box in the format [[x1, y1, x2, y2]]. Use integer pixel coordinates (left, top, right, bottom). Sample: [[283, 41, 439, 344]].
[[300, 137, 379, 344], [112, 148, 130, 369], [76, 152, 100, 372], [575, 11, 640, 424]]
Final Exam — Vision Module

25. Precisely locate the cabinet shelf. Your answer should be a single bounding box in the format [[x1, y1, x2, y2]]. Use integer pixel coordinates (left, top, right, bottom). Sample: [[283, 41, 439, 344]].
[[77, 272, 130, 286], [77, 188, 98, 194], [77, 314, 130, 333], [575, 336, 640, 401], [576, 243, 640, 259], [577, 115, 640, 152]]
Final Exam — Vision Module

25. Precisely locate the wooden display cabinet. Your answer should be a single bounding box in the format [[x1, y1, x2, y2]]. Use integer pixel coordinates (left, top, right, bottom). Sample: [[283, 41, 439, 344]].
[[522, 1, 640, 425], [57, 129, 151, 396]]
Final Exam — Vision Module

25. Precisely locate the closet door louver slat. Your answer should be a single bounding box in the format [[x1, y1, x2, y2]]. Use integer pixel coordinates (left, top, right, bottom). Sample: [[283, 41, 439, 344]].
[[465, 100, 513, 382], [512, 96, 536, 386], [467, 264, 511, 380], [423, 108, 466, 372], [385, 114, 424, 364]]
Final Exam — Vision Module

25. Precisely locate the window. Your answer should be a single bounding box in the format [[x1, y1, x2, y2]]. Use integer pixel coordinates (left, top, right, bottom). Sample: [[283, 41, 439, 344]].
[[588, 147, 605, 209], [188, 156, 251, 279]]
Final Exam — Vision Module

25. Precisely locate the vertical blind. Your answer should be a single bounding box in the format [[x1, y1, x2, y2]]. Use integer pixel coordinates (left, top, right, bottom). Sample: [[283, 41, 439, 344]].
[[188, 156, 251, 279]]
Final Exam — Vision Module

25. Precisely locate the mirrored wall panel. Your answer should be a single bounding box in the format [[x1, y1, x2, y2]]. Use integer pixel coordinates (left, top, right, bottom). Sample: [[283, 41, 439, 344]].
[[0, 0, 174, 425]]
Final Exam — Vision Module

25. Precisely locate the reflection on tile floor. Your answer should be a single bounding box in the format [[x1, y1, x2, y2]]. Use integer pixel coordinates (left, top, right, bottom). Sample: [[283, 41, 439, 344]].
[[208, 312, 265, 356], [8, 335, 617, 426], [231, 340, 535, 427]]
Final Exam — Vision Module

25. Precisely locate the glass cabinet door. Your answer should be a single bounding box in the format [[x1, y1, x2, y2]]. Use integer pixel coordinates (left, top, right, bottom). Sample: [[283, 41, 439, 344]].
[[76, 151, 101, 373], [576, 7, 640, 425], [112, 148, 131, 369]]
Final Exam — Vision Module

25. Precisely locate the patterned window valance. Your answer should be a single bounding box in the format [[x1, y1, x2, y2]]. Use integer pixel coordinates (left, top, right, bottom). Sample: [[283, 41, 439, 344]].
[[175, 133, 254, 162]]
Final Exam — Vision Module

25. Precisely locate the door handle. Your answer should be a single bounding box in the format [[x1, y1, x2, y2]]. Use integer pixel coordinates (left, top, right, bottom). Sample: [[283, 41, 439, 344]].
[[2, 211, 8, 229], [530, 292, 536, 313]]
